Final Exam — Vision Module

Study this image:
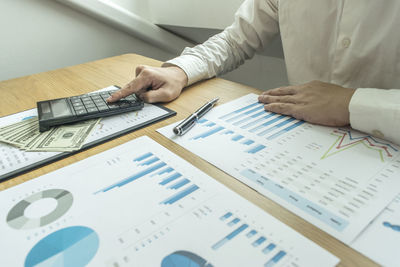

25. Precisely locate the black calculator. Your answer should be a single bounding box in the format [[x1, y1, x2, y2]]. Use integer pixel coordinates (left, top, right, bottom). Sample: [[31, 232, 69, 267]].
[[37, 88, 144, 132]]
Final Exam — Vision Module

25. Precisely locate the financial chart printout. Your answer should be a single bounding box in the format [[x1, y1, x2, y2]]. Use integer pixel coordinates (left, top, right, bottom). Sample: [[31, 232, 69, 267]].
[[0, 86, 172, 181], [0, 136, 338, 267], [158, 94, 400, 244], [352, 194, 400, 267]]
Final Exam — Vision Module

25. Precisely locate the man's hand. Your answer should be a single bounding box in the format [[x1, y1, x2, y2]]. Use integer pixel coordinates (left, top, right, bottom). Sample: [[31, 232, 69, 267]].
[[107, 65, 188, 103], [258, 80, 356, 126]]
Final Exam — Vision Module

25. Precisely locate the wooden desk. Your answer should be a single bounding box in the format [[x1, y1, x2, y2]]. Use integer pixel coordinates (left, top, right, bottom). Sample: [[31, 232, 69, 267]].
[[0, 54, 376, 266]]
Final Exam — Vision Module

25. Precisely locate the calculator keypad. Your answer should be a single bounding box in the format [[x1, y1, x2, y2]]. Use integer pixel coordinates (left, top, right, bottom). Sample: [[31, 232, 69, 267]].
[[69, 90, 141, 116]]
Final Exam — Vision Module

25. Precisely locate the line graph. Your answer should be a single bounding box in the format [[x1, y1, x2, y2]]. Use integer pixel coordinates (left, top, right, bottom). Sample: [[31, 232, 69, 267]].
[[322, 129, 398, 162]]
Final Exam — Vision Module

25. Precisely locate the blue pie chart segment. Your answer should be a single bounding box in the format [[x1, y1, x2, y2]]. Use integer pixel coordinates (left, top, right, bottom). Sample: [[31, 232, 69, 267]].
[[161, 251, 213, 267], [25, 226, 99, 267]]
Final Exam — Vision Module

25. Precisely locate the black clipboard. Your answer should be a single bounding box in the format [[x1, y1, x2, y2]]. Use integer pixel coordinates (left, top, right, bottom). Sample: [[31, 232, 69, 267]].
[[0, 87, 176, 182]]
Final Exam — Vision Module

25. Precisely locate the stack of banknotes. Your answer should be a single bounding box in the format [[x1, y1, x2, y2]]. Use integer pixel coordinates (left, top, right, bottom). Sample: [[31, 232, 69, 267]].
[[0, 117, 99, 152]]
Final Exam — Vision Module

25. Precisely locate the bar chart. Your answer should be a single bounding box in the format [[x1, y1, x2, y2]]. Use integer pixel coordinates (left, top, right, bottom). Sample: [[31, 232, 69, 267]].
[[0, 136, 338, 267], [211, 211, 289, 267], [108, 193, 337, 267], [158, 93, 400, 244], [95, 151, 200, 206], [217, 102, 304, 140], [189, 118, 268, 155]]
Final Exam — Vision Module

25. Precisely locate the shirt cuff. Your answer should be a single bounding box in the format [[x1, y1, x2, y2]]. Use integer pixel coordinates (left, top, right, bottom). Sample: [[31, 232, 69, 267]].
[[349, 88, 400, 144], [163, 54, 209, 86]]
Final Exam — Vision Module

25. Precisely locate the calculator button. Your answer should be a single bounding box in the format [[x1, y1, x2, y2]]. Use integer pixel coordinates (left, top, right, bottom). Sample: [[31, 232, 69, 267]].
[[72, 102, 83, 107], [97, 105, 109, 111], [85, 103, 96, 109], [76, 110, 88, 116], [101, 95, 111, 101], [71, 99, 82, 104], [96, 103, 108, 108], [107, 103, 120, 110], [100, 93, 110, 98], [91, 95, 102, 101], [83, 101, 94, 106], [94, 99, 106, 105], [124, 95, 136, 101], [86, 107, 98, 114], [73, 106, 85, 112]]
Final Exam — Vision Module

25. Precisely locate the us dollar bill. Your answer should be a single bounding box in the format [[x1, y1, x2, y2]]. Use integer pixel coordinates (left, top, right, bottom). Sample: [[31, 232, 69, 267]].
[[25, 119, 100, 152], [0, 117, 37, 142], [6, 122, 42, 148], [1, 122, 40, 147]]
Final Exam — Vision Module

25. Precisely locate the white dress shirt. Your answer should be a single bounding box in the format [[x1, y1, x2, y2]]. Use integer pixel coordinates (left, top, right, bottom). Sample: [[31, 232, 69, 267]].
[[166, 0, 400, 144]]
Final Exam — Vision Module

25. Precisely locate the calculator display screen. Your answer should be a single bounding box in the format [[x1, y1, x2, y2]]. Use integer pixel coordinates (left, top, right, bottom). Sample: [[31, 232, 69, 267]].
[[50, 99, 73, 117]]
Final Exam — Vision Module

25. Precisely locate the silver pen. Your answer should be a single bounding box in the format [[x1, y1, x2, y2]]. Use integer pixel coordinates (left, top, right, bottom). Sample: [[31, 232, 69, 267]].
[[173, 98, 219, 135]]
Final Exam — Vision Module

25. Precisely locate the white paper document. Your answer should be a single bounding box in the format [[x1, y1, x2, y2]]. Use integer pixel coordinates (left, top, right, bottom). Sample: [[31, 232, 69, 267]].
[[0, 86, 172, 180], [0, 136, 339, 266], [352, 194, 400, 267], [158, 94, 400, 244]]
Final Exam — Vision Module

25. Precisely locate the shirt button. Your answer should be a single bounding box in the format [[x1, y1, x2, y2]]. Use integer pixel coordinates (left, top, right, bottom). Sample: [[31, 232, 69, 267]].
[[342, 37, 351, 48], [372, 129, 384, 139]]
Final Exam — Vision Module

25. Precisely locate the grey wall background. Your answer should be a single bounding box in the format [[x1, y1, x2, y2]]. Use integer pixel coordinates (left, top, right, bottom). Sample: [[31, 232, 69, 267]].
[[0, 0, 174, 82]]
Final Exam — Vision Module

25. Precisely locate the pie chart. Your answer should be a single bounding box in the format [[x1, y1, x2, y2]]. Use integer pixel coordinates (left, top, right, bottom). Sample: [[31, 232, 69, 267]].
[[25, 226, 99, 267], [161, 251, 213, 267], [7, 189, 73, 230]]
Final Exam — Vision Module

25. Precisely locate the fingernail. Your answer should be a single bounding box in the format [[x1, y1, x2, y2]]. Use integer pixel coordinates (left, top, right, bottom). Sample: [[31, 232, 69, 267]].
[[106, 96, 112, 102]]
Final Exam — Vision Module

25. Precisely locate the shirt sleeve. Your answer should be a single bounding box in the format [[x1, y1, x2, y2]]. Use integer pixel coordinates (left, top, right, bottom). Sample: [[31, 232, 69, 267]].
[[349, 88, 400, 145], [163, 0, 280, 86]]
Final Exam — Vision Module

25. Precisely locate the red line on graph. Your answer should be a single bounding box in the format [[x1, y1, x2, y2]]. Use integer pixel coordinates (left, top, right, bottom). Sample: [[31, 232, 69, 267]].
[[334, 130, 392, 157]]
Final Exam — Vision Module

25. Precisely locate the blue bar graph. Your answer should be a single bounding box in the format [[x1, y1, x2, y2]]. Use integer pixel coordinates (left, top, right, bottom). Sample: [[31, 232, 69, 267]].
[[228, 218, 240, 226], [139, 156, 160, 166], [219, 102, 261, 120], [246, 230, 257, 238], [222, 130, 234, 135], [252, 236, 266, 247], [198, 118, 207, 123], [168, 178, 190, 189], [159, 173, 182, 185], [249, 115, 286, 133], [241, 113, 276, 129], [262, 243, 276, 254], [152, 167, 174, 176], [212, 224, 249, 250], [232, 135, 244, 141], [257, 118, 296, 136], [246, 144, 266, 154], [95, 162, 167, 194], [220, 212, 233, 221], [205, 122, 216, 127], [264, 251, 286, 267], [233, 110, 266, 126], [133, 152, 153, 162], [226, 105, 264, 123], [192, 126, 224, 140], [242, 139, 255, 145], [161, 184, 199, 205], [266, 121, 305, 140]]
